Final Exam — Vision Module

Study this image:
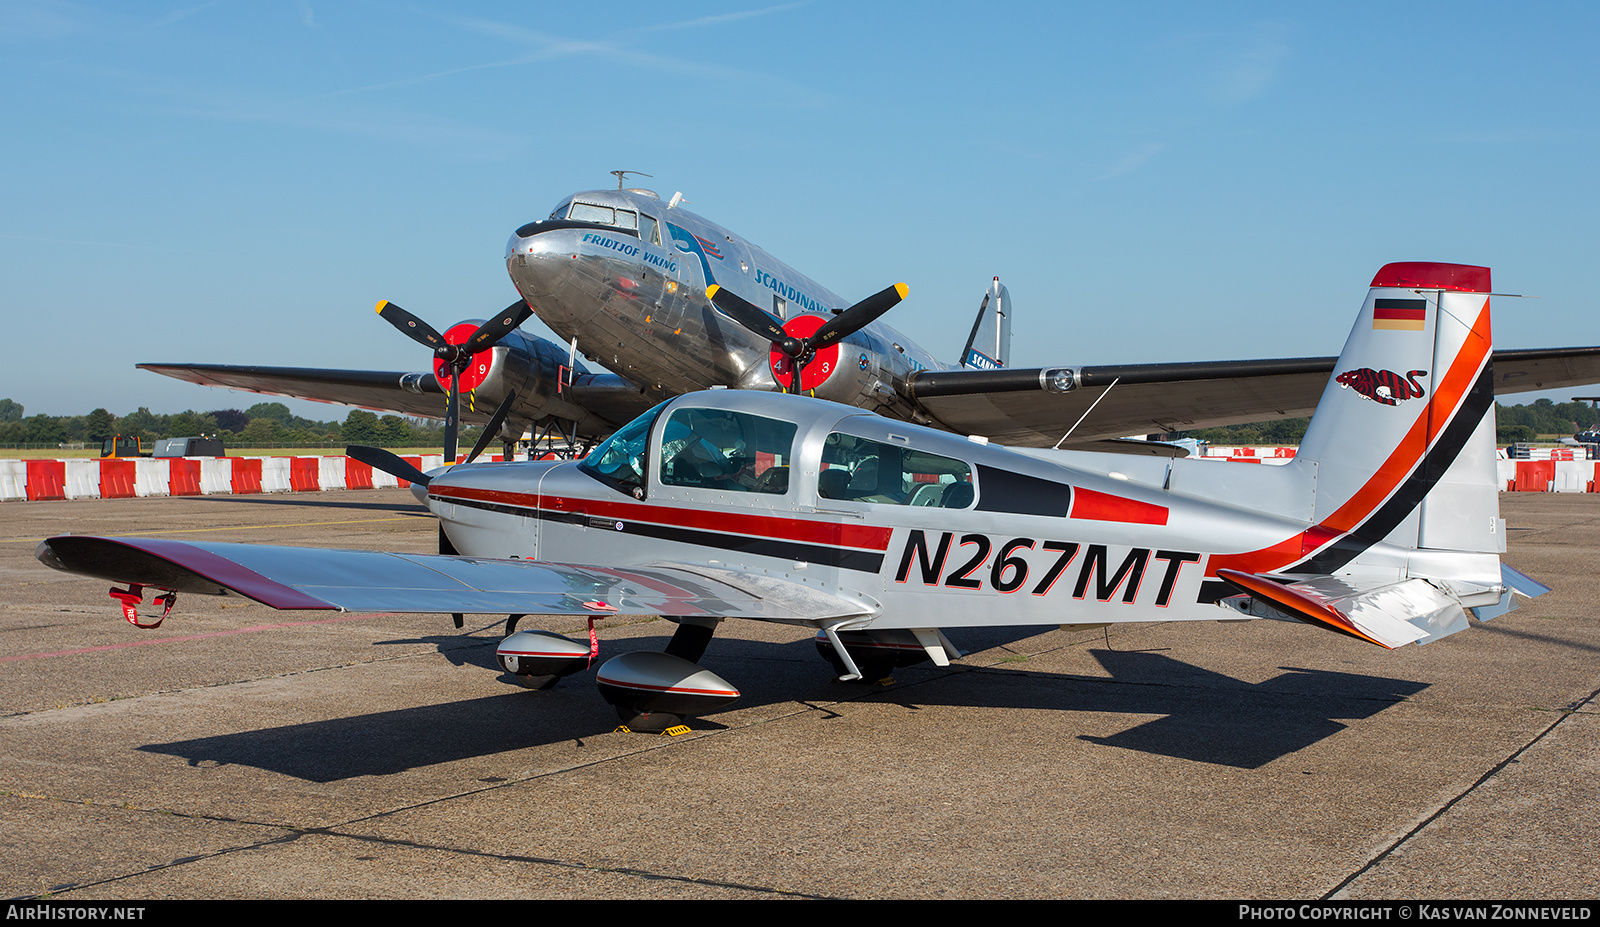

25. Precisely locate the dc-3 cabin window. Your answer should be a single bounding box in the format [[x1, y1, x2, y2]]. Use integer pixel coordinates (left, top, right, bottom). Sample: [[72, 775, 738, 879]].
[[819, 433, 974, 508], [659, 408, 798, 495], [638, 214, 661, 246]]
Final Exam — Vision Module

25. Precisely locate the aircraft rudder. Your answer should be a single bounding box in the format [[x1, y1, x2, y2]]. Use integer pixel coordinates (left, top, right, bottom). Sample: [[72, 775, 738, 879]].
[[960, 277, 1012, 370]]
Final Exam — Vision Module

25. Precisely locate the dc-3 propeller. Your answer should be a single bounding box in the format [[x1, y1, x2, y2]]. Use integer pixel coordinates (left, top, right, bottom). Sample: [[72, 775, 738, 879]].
[[349, 299, 532, 566], [371, 298, 533, 465], [706, 282, 908, 393]]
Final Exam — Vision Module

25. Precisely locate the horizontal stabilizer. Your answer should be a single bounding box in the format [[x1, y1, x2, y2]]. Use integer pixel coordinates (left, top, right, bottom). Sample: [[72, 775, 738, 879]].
[[1217, 569, 1481, 649], [37, 536, 874, 623]]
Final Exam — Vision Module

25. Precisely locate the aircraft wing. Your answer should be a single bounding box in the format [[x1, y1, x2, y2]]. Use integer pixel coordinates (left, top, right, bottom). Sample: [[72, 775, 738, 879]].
[[908, 347, 1600, 446], [138, 363, 658, 434], [37, 536, 873, 623], [139, 363, 454, 421]]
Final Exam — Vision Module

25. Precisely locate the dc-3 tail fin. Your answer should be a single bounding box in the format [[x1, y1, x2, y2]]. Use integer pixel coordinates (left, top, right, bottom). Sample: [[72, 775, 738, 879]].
[[960, 276, 1011, 370], [1217, 262, 1546, 647]]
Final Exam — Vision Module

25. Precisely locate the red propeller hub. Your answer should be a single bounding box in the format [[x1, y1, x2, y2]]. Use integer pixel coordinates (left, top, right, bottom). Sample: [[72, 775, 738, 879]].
[[769, 315, 841, 392], [433, 322, 496, 393]]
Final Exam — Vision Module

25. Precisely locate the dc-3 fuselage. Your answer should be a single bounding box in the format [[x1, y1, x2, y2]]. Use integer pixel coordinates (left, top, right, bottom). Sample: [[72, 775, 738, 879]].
[[43, 262, 1549, 733], [508, 189, 946, 403]]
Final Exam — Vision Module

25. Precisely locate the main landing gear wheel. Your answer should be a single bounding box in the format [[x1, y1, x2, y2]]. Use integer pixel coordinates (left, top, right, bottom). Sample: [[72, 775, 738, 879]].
[[595, 651, 739, 734], [497, 630, 593, 690]]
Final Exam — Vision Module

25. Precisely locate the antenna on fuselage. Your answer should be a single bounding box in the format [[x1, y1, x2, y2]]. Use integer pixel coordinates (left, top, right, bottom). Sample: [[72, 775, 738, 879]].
[[611, 170, 653, 189]]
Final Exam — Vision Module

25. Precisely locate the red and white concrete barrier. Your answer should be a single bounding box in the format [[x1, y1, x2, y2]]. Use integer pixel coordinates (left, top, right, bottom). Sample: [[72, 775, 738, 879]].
[[1, 454, 470, 501], [1200, 446, 1298, 464]]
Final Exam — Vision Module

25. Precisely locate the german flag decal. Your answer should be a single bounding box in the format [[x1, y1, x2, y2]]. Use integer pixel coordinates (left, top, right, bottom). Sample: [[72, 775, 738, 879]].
[[1372, 298, 1427, 331]]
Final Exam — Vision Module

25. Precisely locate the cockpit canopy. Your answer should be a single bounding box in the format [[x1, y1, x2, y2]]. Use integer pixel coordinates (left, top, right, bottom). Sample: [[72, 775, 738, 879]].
[[578, 394, 977, 509], [547, 193, 662, 246]]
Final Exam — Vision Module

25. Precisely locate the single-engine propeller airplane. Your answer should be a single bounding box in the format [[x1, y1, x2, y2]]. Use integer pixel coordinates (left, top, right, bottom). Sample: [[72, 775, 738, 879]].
[[141, 181, 1600, 457], [43, 263, 1550, 733]]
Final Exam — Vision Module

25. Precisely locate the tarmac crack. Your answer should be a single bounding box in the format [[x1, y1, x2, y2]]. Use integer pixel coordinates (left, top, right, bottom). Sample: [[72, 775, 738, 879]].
[[1322, 682, 1600, 900]]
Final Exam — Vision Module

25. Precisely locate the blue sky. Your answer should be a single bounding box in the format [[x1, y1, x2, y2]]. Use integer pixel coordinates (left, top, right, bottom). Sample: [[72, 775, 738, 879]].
[[3, 1, 1597, 419]]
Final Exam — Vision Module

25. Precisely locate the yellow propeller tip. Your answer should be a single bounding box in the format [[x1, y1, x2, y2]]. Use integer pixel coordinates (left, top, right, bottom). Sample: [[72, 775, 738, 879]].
[[894, 283, 909, 299], [375, 300, 389, 313], [705, 284, 720, 299]]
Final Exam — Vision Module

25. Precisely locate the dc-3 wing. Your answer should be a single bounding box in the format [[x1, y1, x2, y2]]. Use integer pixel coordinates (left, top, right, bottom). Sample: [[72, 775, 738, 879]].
[[37, 536, 873, 623], [907, 347, 1600, 445], [138, 364, 451, 421], [143, 346, 1600, 448], [139, 362, 659, 440]]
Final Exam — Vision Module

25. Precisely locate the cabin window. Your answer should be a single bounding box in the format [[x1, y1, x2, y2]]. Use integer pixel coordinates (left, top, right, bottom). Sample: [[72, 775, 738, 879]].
[[818, 433, 974, 507], [579, 402, 667, 498], [640, 214, 660, 246], [659, 408, 798, 495]]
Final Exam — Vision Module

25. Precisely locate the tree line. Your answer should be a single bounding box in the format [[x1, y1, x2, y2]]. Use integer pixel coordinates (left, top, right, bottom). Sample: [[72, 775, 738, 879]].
[[0, 399, 481, 449]]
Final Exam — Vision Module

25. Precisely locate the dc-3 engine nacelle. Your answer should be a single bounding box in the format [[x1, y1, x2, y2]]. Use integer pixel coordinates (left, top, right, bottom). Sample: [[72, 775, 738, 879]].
[[427, 323, 599, 440], [752, 320, 926, 422]]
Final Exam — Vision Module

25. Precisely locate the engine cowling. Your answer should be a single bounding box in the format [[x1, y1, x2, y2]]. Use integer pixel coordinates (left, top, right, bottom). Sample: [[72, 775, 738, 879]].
[[770, 318, 923, 420], [428, 323, 615, 443]]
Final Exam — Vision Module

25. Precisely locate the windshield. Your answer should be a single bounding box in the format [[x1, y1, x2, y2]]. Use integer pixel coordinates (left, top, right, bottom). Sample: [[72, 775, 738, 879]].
[[578, 402, 667, 497]]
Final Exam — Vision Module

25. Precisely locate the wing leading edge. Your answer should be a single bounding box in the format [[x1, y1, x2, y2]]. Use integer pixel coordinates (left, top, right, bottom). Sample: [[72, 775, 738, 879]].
[[36, 536, 874, 623]]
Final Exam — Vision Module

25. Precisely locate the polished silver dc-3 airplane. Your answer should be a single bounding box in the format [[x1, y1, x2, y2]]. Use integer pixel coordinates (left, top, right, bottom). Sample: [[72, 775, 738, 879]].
[[43, 263, 1549, 733], [142, 179, 1600, 460]]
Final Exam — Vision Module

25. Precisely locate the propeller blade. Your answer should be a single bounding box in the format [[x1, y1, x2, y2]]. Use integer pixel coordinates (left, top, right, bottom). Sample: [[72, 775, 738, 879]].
[[706, 285, 790, 346], [376, 300, 447, 352], [463, 390, 518, 464], [811, 283, 908, 349], [443, 376, 460, 465], [346, 445, 432, 487], [462, 300, 534, 356]]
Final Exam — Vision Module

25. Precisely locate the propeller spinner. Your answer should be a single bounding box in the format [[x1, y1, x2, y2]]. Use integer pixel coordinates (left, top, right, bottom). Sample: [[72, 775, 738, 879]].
[[376, 298, 532, 463], [706, 283, 907, 393]]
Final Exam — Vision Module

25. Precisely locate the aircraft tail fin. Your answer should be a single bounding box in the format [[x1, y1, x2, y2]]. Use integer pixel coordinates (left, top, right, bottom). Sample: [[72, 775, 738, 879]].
[[1292, 261, 1500, 560], [1211, 263, 1544, 646], [960, 277, 1011, 370]]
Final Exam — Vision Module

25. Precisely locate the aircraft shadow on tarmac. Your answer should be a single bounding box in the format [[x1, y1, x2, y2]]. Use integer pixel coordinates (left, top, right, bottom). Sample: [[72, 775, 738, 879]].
[[870, 647, 1429, 770], [136, 627, 1426, 780]]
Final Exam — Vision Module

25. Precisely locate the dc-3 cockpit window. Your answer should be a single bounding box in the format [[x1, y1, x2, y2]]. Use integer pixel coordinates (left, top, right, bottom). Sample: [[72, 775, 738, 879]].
[[819, 433, 975, 508], [659, 408, 798, 495], [578, 402, 668, 498], [567, 202, 639, 231]]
